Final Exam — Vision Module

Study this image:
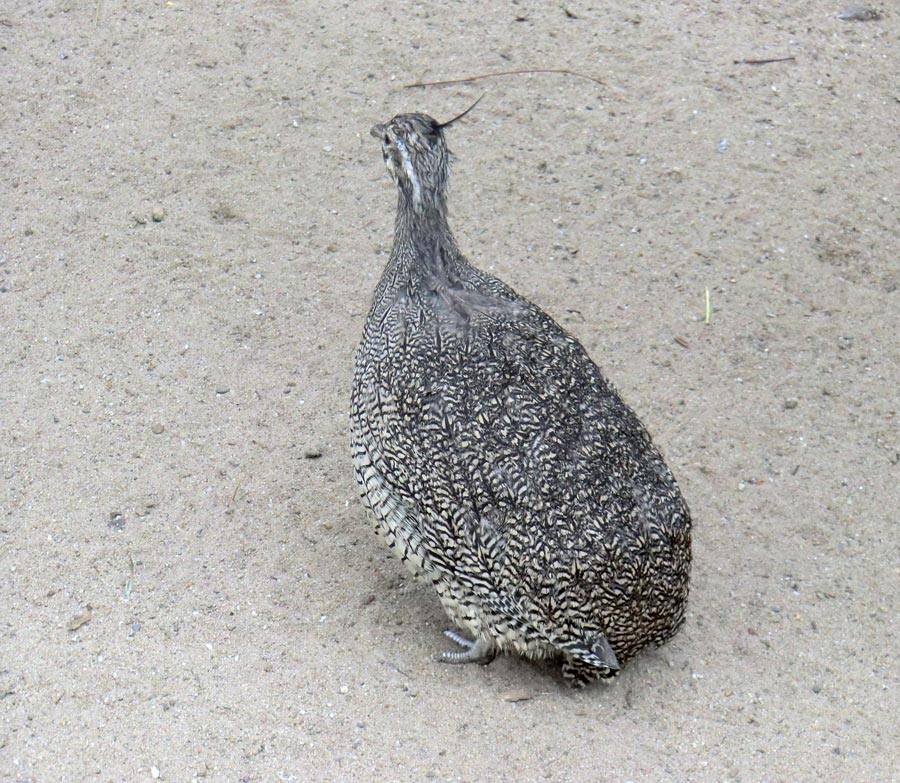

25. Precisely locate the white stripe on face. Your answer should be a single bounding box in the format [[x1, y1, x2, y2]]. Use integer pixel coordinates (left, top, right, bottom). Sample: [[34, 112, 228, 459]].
[[394, 136, 422, 209]]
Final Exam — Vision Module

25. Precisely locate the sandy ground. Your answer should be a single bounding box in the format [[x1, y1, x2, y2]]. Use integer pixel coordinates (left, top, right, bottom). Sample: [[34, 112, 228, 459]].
[[2, 1, 898, 781]]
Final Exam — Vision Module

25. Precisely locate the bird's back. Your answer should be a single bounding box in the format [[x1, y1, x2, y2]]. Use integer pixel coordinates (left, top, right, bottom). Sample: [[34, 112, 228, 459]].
[[352, 242, 690, 672]]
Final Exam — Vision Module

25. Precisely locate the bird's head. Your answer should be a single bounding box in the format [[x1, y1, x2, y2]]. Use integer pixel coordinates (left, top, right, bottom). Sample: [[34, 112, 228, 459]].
[[370, 97, 481, 212]]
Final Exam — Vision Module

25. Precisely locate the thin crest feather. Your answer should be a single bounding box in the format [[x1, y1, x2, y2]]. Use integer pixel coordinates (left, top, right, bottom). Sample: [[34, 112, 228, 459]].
[[436, 94, 485, 129]]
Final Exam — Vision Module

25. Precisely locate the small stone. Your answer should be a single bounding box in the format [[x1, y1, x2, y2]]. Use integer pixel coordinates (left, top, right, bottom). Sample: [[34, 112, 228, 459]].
[[151, 206, 165, 222], [150, 766, 160, 779], [303, 448, 323, 459], [784, 398, 799, 410], [339, 685, 349, 695], [151, 423, 165, 435], [135, 496, 158, 517], [838, 6, 880, 21], [215, 385, 230, 395], [211, 202, 238, 222], [812, 682, 823, 694], [499, 688, 532, 703], [67, 610, 93, 632]]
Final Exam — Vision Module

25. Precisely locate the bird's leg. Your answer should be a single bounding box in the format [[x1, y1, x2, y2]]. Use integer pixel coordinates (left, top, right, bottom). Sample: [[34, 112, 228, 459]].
[[440, 630, 496, 665]]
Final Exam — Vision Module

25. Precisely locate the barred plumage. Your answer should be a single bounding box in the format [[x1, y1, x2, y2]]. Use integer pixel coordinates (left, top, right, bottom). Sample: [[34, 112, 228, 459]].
[[350, 111, 691, 687]]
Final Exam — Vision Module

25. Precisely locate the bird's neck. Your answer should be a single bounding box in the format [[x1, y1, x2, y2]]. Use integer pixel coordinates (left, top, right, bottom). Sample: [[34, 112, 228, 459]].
[[394, 186, 450, 240], [390, 190, 462, 281]]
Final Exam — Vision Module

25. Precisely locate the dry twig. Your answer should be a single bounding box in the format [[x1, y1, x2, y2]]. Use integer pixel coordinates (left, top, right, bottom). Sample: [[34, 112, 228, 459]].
[[734, 56, 796, 65], [405, 68, 605, 89]]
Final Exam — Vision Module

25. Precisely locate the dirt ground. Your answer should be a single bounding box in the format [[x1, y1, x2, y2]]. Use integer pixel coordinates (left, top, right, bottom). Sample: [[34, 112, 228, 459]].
[[2, 2, 897, 781]]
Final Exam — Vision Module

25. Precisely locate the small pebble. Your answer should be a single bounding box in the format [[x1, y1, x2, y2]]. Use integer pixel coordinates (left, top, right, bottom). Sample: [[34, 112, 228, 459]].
[[211, 203, 238, 222], [838, 6, 880, 21], [812, 682, 823, 694], [151, 206, 165, 222], [215, 385, 230, 395], [784, 398, 799, 410], [151, 423, 165, 435], [304, 448, 323, 459], [135, 497, 158, 517], [150, 766, 160, 779]]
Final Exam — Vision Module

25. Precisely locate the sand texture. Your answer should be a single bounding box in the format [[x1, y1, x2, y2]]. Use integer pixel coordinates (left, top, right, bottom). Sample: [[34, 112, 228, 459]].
[[2, 2, 898, 781]]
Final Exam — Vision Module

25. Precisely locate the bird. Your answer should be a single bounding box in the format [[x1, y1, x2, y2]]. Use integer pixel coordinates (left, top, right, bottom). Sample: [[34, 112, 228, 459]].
[[350, 104, 691, 687]]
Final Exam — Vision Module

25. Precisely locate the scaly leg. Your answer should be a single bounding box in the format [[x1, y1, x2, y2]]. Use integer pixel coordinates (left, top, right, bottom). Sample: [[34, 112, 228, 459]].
[[440, 630, 496, 665]]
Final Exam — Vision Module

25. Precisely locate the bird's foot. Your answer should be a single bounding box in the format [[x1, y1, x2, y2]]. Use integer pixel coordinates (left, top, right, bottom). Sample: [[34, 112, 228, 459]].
[[440, 630, 496, 665]]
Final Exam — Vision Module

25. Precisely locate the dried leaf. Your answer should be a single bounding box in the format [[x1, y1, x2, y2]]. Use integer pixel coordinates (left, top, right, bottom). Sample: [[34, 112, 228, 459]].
[[67, 610, 92, 632]]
